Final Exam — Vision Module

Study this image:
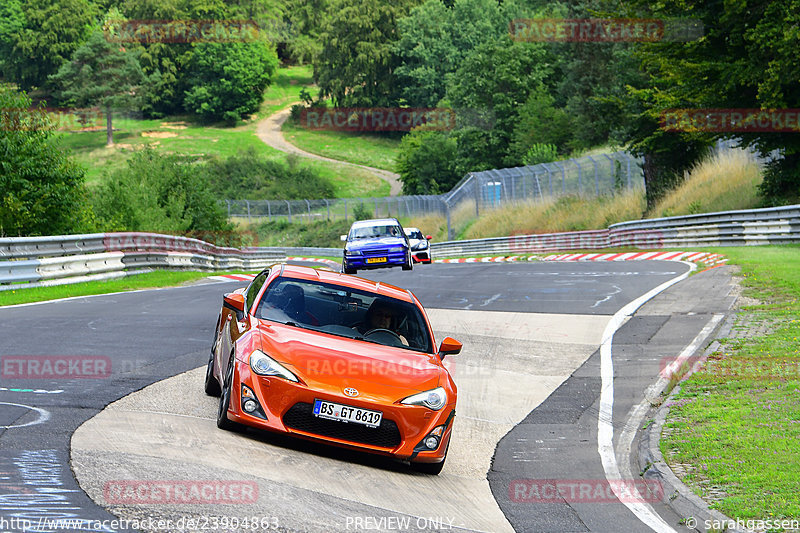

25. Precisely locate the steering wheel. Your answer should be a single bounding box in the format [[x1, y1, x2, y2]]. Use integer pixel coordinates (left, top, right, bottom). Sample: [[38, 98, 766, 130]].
[[363, 328, 404, 344]]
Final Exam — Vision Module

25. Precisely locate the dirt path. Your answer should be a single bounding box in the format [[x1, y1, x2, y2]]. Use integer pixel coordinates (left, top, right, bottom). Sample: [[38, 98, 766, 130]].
[[255, 105, 403, 196]]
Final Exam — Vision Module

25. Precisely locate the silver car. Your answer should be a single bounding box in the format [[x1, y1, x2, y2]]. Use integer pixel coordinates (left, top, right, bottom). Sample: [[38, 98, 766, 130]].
[[404, 227, 432, 264]]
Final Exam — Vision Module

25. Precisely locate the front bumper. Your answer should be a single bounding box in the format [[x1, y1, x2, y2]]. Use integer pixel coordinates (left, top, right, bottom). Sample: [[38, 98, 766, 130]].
[[343, 250, 408, 270], [226, 360, 454, 462], [412, 251, 431, 263]]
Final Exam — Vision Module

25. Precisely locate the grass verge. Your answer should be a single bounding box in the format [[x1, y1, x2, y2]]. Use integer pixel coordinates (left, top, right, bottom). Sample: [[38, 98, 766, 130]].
[[0, 270, 224, 307], [660, 245, 800, 524], [56, 65, 388, 198], [281, 120, 402, 172]]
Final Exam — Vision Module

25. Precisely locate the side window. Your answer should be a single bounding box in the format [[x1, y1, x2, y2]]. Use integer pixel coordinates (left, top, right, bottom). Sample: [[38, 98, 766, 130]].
[[245, 271, 269, 313]]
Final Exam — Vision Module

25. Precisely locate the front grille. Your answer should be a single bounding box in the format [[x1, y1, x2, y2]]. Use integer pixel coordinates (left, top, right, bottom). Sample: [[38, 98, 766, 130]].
[[363, 248, 390, 257], [283, 402, 402, 448]]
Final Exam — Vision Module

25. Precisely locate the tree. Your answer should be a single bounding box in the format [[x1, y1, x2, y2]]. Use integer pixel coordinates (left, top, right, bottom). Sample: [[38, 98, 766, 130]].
[[0, 0, 99, 90], [446, 38, 552, 168], [0, 86, 92, 236], [49, 30, 145, 146], [183, 40, 278, 123], [622, 0, 800, 204], [315, 0, 420, 107], [393, 0, 521, 107], [509, 86, 572, 162], [396, 129, 460, 195]]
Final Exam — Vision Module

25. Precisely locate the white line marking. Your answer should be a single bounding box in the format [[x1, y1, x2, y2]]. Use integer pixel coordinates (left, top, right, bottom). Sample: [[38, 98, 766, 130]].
[[0, 387, 64, 394], [598, 261, 696, 533], [0, 402, 51, 428]]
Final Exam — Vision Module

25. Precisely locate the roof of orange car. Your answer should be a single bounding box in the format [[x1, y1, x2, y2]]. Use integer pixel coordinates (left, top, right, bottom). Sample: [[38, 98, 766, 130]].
[[276, 264, 417, 303]]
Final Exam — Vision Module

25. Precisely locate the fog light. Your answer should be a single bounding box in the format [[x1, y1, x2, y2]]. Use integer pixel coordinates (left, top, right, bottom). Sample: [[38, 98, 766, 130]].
[[243, 399, 258, 413], [425, 436, 439, 449]]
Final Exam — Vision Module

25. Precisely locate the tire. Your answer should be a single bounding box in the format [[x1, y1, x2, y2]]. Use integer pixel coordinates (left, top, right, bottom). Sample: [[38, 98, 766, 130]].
[[204, 350, 221, 397], [411, 442, 448, 475], [342, 259, 356, 275], [204, 319, 222, 397], [216, 355, 241, 431], [402, 252, 413, 271]]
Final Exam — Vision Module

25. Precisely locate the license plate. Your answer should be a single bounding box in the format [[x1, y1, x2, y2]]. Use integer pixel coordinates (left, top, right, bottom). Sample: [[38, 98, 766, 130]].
[[313, 399, 382, 428], [366, 257, 387, 264]]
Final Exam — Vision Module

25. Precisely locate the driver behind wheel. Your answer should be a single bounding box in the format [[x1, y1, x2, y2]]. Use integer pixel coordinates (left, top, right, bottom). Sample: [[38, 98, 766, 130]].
[[358, 300, 409, 346]]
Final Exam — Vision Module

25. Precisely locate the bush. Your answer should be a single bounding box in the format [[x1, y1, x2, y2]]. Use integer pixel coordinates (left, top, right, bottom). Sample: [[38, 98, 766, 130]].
[[92, 149, 233, 239], [352, 202, 373, 220], [0, 86, 94, 236], [203, 149, 334, 200], [396, 130, 460, 195]]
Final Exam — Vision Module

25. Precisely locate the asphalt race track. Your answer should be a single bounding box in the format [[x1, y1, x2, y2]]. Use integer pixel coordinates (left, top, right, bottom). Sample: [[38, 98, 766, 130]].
[[0, 261, 736, 533]]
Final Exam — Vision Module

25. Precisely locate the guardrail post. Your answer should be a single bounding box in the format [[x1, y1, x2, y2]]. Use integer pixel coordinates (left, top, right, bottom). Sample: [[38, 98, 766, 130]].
[[587, 155, 599, 196], [601, 153, 614, 195], [570, 159, 582, 195], [473, 174, 480, 217]]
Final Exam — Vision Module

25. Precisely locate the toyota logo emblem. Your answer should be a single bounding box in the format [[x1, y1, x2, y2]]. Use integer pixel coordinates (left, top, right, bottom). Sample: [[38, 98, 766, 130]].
[[344, 387, 359, 397]]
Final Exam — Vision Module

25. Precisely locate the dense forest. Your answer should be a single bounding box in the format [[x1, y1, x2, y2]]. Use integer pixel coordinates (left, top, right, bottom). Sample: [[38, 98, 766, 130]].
[[1, 0, 798, 237]]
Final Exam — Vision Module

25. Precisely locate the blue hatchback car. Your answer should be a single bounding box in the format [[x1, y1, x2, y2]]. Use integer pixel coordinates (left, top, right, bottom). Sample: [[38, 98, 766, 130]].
[[341, 218, 413, 274]]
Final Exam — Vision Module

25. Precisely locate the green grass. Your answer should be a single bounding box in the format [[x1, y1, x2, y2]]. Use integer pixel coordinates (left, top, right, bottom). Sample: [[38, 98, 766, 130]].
[[0, 270, 224, 306], [281, 120, 402, 172], [56, 65, 388, 198], [660, 245, 800, 525]]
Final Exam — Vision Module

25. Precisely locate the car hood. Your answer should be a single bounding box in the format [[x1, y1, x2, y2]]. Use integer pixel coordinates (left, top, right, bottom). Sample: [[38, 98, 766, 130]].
[[255, 322, 442, 396], [346, 236, 407, 251]]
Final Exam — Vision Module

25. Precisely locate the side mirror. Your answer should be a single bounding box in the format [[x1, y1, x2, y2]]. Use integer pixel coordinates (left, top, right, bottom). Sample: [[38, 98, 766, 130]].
[[340, 235, 348, 241], [438, 337, 462, 359], [426, 235, 432, 241], [223, 293, 246, 321]]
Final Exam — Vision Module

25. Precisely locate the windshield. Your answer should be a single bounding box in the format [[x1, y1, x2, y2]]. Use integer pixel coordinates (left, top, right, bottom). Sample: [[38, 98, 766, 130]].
[[350, 224, 403, 239], [255, 277, 433, 353], [406, 230, 424, 240]]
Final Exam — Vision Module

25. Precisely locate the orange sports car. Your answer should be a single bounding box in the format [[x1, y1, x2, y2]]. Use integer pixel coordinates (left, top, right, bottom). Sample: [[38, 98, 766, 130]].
[[204, 264, 462, 474]]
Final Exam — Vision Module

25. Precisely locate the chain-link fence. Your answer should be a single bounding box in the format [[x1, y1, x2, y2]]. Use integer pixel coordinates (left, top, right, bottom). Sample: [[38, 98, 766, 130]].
[[225, 150, 645, 237]]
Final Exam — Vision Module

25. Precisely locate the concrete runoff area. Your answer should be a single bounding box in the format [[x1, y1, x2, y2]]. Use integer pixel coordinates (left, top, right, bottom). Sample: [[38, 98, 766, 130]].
[[71, 309, 610, 533]]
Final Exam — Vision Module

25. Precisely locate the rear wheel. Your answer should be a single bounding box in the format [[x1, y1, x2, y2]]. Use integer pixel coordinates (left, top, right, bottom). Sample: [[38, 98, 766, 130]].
[[216, 355, 241, 431]]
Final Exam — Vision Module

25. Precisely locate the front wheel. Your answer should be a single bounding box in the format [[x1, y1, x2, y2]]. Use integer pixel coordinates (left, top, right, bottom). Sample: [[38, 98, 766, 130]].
[[342, 259, 357, 275], [216, 356, 242, 431], [402, 252, 413, 271]]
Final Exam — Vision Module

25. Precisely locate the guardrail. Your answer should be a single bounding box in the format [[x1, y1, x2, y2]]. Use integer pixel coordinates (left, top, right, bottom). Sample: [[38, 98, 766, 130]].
[[430, 204, 800, 255], [0, 232, 287, 291], [3, 205, 799, 291]]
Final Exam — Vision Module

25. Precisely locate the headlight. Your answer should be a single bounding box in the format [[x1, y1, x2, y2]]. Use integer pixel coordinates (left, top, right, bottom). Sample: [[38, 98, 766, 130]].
[[249, 350, 298, 382], [345, 248, 362, 256], [389, 246, 405, 252], [413, 241, 428, 250], [401, 387, 447, 410]]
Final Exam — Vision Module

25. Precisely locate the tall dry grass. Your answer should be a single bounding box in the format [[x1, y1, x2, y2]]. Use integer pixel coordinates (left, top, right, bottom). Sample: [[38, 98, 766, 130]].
[[650, 148, 763, 218], [394, 148, 763, 243], [461, 189, 646, 239]]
